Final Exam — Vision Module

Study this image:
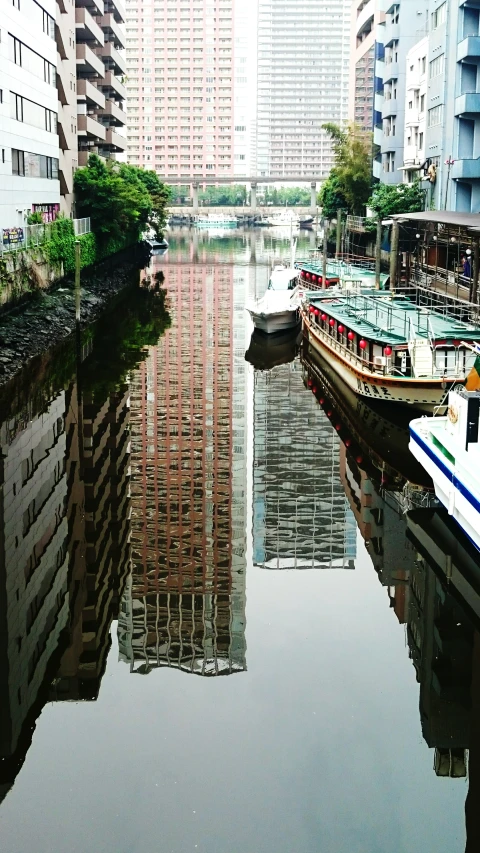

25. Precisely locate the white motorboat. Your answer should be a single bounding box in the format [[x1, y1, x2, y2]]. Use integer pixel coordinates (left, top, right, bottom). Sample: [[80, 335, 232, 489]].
[[264, 210, 299, 227], [246, 284, 304, 334], [194, 213, 237, 228], [409, 384, 480, 551]]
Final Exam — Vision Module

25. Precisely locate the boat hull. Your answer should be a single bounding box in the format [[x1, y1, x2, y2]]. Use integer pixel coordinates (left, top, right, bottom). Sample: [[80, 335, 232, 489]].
[[303, 313, 454, 412], [248, 308, 299, 334], [409, 423, 480, 552]]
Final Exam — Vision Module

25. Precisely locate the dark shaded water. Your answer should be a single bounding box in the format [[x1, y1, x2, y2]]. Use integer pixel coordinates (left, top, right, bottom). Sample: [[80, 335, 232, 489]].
[[0, 228, 478, 852]]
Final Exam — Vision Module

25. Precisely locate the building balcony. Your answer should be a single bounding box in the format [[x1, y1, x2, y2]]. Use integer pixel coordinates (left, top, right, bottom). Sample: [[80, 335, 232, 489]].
[[373, 125, 383, 146], [77, 78, 106, 109], [56, 22, 68, 60], [454, 92, 480, 116], [97, 98, 126, 126], [105, 0, 125, 24], [382, 98, 397, 118], [100, 70, 126, 101], [383, 60, 399, 83], [451, 158, 480, 180], [78, 113, 107, 142], [95, 42, 126, 75], [76, 7, 104, 46], [56, 55, 69, 106], [76, 0, 105, 17], [384, 22, 400, 46], [78, 148, 105, 167], [356, 0, 375, 38], [403, 145, 422, 165], [76, 42, 105, 78], [101, 128, 126, 151], [99, 13, 124, 48], [457, 36, 480, 63]]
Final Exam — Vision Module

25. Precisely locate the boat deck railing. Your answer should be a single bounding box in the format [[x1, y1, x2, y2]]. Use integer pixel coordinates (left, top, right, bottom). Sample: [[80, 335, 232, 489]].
[[305, 312, 472, 381]]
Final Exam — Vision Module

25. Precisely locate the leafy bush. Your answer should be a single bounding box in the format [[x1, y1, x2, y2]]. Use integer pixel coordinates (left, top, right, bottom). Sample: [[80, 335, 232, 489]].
[[27, 212, 44, 225], [367, 181, 426, 219]]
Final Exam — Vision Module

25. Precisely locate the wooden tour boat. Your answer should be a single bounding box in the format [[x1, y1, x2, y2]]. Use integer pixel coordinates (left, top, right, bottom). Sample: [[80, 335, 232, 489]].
[[301, 290, 480, 411]]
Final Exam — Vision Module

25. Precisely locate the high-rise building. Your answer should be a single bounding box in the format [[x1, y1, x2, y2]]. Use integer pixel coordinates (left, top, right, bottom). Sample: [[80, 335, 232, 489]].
[[118, 257, 248, 675], [124, 0, 237, 180], [255, 0, 351, 180], [0, 0, 61, 231], [349, 0, 383, 132], [253, 362, 356, 570]]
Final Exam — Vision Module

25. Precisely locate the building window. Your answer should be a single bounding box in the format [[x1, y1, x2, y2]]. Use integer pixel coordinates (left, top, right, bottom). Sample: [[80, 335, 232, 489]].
[[428, 104, 443, 127], [429, 54, 445, 78], [11, 149, 58, 179], [432, 2, 447, 28], [8, 34, 56, 85]]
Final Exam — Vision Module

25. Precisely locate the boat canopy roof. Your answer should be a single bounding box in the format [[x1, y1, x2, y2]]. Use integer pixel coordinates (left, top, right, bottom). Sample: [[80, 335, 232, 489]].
[[269, 266, 299, 290], [307, 292, 480, 345], [297, 258, 390, 289]]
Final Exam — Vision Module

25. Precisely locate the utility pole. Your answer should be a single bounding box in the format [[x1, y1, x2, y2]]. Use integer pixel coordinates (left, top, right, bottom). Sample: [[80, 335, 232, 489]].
[[335, 210, 342, 259], [389, 219, 399, 294], [322, 216, 328, 289], [375, 218, 382, 290], [471, 238, 480, 305], [444, 156, 455, 211]]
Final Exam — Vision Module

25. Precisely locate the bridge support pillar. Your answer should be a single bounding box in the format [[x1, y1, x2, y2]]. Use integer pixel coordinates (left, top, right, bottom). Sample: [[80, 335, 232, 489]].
[[192, 181, 199, 214], [310, 181, 317, 215], [250, 181, 258, 214]]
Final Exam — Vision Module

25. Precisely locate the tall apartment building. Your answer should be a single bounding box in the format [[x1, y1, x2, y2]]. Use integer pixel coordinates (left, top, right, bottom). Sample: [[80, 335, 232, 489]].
[[118, 258, 248, 676], [372, 0, 421, 183], [253, 362, 356, 570], [349, 0, 384, 132], [0, 0, 126, 231], [256, 0, 351, 180], [0, 0, 61, 231], [124, 0, 237, 180]]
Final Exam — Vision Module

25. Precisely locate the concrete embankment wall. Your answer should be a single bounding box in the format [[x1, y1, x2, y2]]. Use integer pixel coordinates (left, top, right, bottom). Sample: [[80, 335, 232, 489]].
[[0, 247, 63, 309]]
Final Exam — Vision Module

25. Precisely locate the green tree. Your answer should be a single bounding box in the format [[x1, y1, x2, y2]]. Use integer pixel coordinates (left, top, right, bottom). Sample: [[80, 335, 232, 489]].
[[134, 168, 171, 237], [367, 181, 426, 219], [321, 122, 372, 215], [318, 171, 349, 219]]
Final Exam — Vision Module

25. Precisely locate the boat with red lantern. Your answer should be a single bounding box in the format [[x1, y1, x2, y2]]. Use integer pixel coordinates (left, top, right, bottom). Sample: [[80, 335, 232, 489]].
[[296, 256, 389, 290], [301, 290, 480, 411]]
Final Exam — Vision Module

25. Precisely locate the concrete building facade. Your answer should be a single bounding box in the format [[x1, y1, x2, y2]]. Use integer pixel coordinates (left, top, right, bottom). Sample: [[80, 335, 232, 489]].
[[0, 0, 61, 232], [124, 0, 236, 180], [256, 0, 351, 180]]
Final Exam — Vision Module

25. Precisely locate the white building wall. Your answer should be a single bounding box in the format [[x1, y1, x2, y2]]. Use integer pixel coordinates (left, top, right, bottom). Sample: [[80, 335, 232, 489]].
[[0, 0, 60, 232], [233, 0, 257, 177], [402, 36, 428, 183]]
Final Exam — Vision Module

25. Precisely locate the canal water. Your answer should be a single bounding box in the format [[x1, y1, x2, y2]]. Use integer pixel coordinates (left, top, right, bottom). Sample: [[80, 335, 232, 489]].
[[0, 227, 477, 852]]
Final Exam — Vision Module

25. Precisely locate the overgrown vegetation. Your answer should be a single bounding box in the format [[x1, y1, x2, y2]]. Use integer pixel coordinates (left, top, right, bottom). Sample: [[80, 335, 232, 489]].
[[366, 181, 426, 219], [74, 154, 171, 244], [43, 216, 96, 274], [319, 123, 372, 217]]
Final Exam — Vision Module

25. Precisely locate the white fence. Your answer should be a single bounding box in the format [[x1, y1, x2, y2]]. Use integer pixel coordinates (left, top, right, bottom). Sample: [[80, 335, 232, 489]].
[[1, 217, 91, 255]]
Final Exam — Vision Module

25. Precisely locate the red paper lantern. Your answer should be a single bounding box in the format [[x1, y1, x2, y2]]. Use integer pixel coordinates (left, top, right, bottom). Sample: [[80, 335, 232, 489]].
[[359, 339, 367, 350], [338, 324, 345, 334], [329, 318, 335, 327], [356, 455, 363, 464], [321, 313, 327, 321], [345, 438, 351, 447], [384, 345, 392, 356], [347, 331, 354, 341], [307, 378, 313, 387], [312, 385, 317, 393], [309, 305, 315, 313], [306, 272, 311, 279], [327, 410, 333, 418], [335, 423, 341, 431], [311, 274, 317, 283], [319, 397, 325, 405], [314, 308, 320, 316]]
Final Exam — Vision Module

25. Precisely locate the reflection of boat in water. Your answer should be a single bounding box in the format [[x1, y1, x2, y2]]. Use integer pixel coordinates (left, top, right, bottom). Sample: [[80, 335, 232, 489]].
[[301, 341, 432, 488], [407, 508, 480, 627], [245, 326, 301, 371]]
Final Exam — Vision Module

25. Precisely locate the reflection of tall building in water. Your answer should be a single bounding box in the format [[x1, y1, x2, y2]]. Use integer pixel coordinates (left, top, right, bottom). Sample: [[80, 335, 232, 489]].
[[118, 261, 248, 676], [0, 394, 69, 799], [51, 381, 132, 702], [253, 364, 356, 570]]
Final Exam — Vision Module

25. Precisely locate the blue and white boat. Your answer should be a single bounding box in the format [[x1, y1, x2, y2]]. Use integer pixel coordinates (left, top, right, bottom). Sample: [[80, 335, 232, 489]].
[[409, 385, 480, 551]]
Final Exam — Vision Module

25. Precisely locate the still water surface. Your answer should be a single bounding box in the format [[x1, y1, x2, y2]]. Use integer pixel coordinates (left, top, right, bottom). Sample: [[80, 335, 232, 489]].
[[0, 227, 477, 852]]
